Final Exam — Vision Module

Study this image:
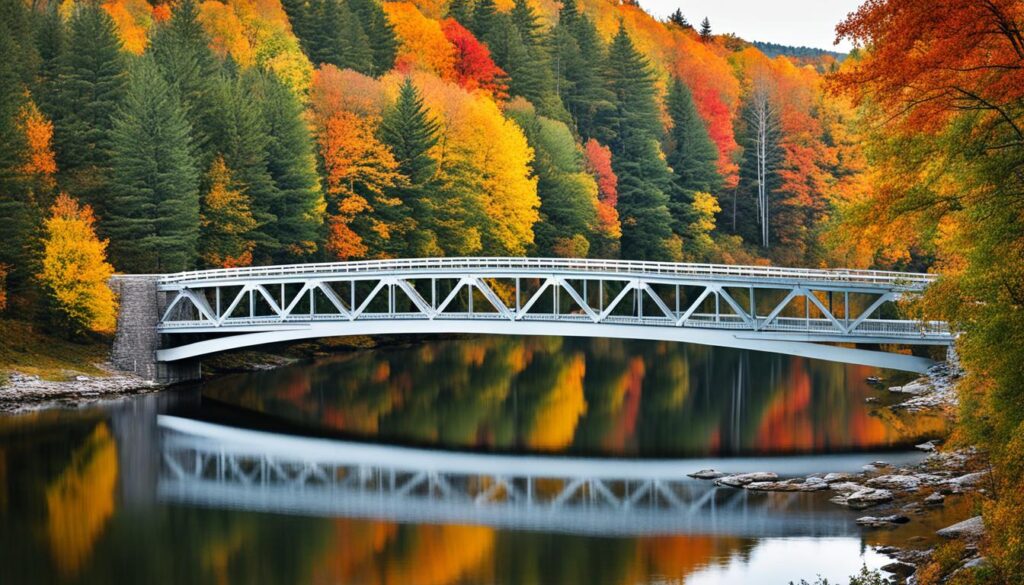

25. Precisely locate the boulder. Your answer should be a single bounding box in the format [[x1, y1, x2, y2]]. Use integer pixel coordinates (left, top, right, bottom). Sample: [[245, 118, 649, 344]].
[[829, 482, 864, 493], [937, 516, 984, 540], [948, 472, 987, 488], [822, 472, 852, 483], [687, 469, 727, 480], [856, 515, 911, 528], [867, 474, 922, 491], [915, 440, 940, 452], [924, 492, 946, 506], [889, 380, 932, 395], [881, 561, 916, 578], [842, 488, 894, 509], [714, 472, 779, 487]]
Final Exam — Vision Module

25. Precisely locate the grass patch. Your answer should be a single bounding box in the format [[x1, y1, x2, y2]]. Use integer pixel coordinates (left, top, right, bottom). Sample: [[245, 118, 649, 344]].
[[0, 319, 111, 382]]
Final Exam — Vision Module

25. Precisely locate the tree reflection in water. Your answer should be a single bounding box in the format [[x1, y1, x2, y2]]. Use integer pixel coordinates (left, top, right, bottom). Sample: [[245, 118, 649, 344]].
[[204, 336, 948, 457]]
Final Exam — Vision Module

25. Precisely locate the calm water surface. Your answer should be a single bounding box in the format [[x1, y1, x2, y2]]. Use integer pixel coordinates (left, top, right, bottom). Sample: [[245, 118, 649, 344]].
[[0, 336, 952, 584]]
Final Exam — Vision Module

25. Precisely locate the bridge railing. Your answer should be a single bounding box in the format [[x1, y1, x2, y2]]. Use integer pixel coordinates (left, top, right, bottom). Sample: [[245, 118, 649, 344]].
[[156, 257, 937, 290]]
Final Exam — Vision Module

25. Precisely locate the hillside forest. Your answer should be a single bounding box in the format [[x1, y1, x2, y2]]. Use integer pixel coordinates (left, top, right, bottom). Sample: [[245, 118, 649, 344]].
[[1, 0, 1023, 581]]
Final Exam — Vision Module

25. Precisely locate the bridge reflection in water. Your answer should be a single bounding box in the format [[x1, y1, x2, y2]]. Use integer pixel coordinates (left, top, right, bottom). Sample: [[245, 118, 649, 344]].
[[158, 416, 918, 538]]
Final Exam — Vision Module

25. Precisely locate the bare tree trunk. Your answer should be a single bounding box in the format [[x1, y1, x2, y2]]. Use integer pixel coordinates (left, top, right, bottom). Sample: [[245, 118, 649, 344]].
[[744, 77, 779, 248]]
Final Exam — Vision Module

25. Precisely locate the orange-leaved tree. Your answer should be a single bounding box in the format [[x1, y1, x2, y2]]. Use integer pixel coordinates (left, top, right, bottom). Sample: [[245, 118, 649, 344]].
[[200, 156, 257, 268], [831, 2, 1024, 580], [310, 67, 404, 259], [38, 194, 117, 337]]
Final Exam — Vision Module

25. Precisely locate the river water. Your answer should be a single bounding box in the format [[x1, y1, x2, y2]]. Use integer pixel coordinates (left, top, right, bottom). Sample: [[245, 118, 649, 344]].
[[0, 336, 952, 584]]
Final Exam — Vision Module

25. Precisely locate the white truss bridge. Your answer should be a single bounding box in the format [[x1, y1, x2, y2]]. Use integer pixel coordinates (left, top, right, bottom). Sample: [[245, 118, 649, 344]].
[[155, 257, 952, 372], [159, 416, 919, 536]]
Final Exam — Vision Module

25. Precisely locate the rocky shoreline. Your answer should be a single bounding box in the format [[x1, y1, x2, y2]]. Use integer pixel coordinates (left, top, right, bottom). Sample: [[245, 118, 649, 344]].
[[687, 356, 983, 584], [0, 366, 164, 413]]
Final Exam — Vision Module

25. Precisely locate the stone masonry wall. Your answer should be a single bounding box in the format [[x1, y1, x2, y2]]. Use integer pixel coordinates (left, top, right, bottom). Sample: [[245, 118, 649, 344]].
[[111, 275, 200, 384]]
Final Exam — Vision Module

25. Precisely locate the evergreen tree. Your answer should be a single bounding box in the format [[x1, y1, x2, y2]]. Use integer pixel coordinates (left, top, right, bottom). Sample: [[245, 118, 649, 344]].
[[254, 72, 324, 261], [699, 17, 712, 42], [281, 0, 314, 52], [51, 2, 127, 217], [668, 9, 691, 29], [469, 0, 498, 41], [32, 2, 66, 116], [664, 77, 721, 238], [0, 11, 32, 306], [551, 0, 610, 138], [150, 0, 221, 164], [379, 78, 441, 256], [508, 105, 598, 256], [349, 0, 397, 75], [302, 0, 373, 73], [107, 57, 200, 273], [206, 72, 279, 257], [601, 24, 674, 260], [447, 0, 474, 25]]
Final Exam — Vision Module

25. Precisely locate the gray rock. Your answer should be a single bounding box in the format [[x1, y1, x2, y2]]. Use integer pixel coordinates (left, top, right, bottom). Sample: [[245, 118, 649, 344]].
[[881, 561, 916, 578], [714, 472, 778, 487], [948, 472, 986, 488], [822, 472, 852, 483], [889, 380, 932, 395], [687, 469, 727, 480], [867, 474, 922, 491], [962, 557, 988, 570], [937, 516, 984, 539], [864, 396, 880, 404], [746, 480, 800, 492], [844, 488, 894, 509], [924, 492, 946, 506], [829, 481, 864, 493], [857, 515, 911, 528], [916, 440, 939, 452]]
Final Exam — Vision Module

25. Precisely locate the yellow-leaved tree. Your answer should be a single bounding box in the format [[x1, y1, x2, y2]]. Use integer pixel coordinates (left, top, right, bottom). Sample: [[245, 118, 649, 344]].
[[38, 194, 117, 337]]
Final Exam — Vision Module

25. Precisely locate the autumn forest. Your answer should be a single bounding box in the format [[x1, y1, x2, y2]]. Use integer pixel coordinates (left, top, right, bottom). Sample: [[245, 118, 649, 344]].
[[2, 0, 1024, 581]]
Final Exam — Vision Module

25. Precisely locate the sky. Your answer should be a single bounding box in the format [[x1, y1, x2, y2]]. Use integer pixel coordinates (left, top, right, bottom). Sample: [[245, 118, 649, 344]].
[[636, 0, 864, 52]]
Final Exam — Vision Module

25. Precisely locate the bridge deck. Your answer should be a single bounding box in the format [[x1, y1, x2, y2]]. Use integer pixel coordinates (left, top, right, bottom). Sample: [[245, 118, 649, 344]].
[[151, 258, 951, 372]]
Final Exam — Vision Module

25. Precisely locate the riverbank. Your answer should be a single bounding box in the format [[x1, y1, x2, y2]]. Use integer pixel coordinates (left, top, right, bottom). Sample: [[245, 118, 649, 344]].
[[0, 320, 466, 410], [689, 353, 988, 584]]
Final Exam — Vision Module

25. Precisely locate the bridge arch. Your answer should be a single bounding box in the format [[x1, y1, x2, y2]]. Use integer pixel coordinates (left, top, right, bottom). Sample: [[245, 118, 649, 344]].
[[151, 257, 951, 374]]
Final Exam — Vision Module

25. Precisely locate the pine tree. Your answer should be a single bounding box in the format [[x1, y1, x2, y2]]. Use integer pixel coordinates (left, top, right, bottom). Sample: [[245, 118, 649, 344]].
[[200, 156, 257, 267], [551, 1, 609, 138], [255, 72, 324, 261], [348, 0, 397, 75], [447, 0, 474, 25], [304, 0, 373, 73], [699, 17, 712, 42], [51, 3, 127, 217], [206, 72, 279, 258], [33, 2, 66, 117], [150, 0, 221, 164], [668, 9, 691, 29], [665, 77, 721, 238], [107, 56, 200, 273], [0, 12, 32, 305], [379, 78, 441, 256], [601, 24, 674, 260], [469, 0, 498, 41], [507, 104, 598, 257]]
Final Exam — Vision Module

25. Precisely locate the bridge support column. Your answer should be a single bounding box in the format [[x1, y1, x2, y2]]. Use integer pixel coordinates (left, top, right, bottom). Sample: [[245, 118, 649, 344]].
[[111, 275, 201, 384]]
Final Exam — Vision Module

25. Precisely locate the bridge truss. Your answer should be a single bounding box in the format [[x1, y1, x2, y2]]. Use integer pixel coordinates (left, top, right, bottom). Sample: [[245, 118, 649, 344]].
[[158, 416, 893, 537], [155, 258, 951, 371]]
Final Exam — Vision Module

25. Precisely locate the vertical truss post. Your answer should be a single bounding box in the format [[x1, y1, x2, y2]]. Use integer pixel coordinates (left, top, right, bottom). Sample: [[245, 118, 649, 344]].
[[216, 287, 221, 319]]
